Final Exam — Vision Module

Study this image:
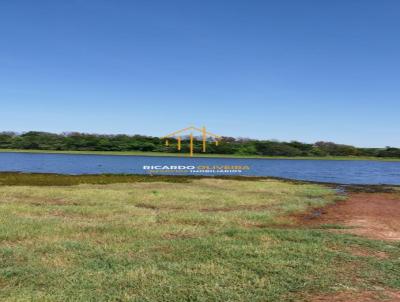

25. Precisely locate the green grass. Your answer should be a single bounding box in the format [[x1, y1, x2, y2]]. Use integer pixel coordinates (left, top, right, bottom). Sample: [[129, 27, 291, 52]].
[[1, 148, 399, 161], [0, 176, 399, 301]]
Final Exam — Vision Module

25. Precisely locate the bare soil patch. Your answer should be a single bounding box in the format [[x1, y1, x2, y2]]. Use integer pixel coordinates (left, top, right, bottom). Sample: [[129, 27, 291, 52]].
[[299, 193, 400, 241], [308, 290, 400, 302], [347, 246, 389, 259]]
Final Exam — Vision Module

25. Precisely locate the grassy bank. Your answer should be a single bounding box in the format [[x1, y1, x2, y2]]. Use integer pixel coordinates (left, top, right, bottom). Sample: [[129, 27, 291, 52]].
[[0, 174, 399, 301], [1, 148, 400, 161]]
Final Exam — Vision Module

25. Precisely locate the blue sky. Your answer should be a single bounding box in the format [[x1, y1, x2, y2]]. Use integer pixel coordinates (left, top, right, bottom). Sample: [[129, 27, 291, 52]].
[[1, 0, 399, 147]]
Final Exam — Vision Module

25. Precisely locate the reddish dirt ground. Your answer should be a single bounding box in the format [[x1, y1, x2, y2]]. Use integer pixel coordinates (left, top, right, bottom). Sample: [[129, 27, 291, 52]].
[[302, 192, 400, 241], [299, 192, 400, 301], [308, 290, 400, 302]]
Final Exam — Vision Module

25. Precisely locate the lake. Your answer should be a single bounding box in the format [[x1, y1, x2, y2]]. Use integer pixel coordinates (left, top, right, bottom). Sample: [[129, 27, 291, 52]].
[[0, 152, 399, 185]]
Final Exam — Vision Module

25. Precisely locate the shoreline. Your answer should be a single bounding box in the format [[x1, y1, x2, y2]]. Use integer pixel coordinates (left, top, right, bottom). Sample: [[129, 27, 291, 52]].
[[1, 172, 398, 190], [1, 148, 399, 162]]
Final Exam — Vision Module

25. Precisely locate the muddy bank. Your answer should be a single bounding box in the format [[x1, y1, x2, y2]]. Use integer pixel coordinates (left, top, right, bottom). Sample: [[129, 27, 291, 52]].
[[1, 172, 399, 190]]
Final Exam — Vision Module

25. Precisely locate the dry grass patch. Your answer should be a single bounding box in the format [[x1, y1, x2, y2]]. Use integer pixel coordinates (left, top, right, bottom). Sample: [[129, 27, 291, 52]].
[[1, 176, 399, 301]]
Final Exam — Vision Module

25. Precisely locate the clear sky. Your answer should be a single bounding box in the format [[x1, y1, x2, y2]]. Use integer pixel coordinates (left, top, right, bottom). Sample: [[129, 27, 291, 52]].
[[1, 1, 399, 147]]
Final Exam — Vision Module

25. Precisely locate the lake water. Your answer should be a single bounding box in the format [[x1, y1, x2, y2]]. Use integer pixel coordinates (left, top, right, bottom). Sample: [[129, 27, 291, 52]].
[[0, 152, 399, 185]]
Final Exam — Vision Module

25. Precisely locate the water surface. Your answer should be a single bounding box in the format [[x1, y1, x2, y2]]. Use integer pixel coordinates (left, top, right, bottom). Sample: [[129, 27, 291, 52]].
[[0, 152, 399, 185]]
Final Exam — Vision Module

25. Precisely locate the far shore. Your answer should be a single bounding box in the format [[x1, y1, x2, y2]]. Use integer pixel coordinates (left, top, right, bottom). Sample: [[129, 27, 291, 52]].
[[1, 148, 399, 162]]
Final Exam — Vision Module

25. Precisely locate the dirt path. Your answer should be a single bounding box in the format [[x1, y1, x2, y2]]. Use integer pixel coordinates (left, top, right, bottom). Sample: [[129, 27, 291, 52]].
[[302, 192, 400, 241]]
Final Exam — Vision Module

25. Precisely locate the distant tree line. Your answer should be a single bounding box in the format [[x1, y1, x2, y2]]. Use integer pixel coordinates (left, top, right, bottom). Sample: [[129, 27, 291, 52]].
[[0, 131, 399, 158]]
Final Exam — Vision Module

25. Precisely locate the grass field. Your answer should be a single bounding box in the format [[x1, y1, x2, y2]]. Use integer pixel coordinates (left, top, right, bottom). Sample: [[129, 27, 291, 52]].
[[0, 174, 399, 301], [1, 148, 399, 161]]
